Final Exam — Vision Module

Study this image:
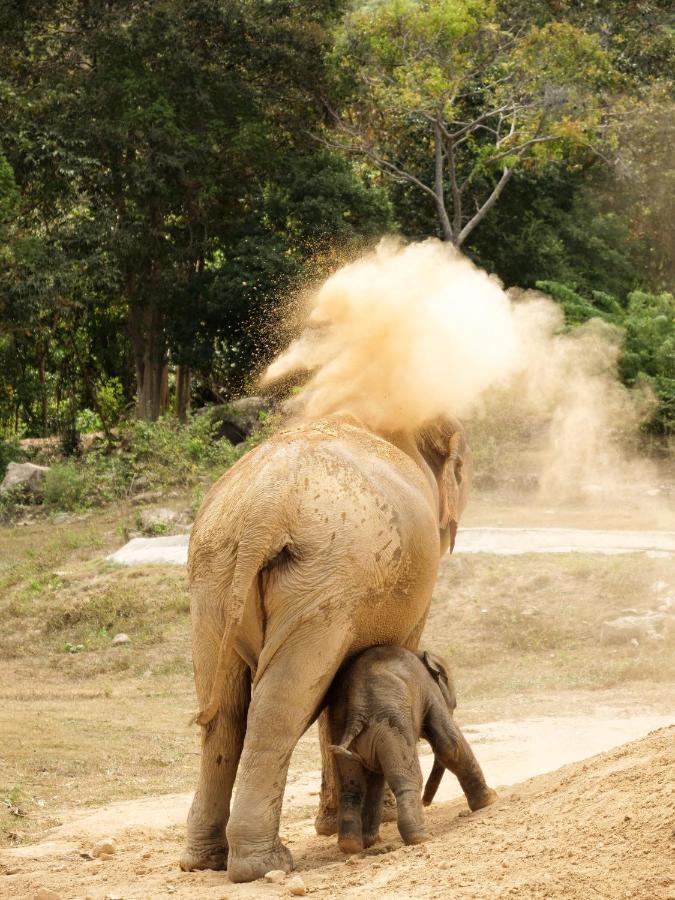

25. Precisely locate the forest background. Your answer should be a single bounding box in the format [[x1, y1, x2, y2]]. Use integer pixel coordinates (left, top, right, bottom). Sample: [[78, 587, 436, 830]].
[[0, 0, 672, 471]]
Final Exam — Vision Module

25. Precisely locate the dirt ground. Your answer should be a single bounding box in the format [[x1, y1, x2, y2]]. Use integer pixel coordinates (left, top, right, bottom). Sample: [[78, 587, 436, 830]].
[[1, 490, 674, 898], [2, 726, 673, 899]]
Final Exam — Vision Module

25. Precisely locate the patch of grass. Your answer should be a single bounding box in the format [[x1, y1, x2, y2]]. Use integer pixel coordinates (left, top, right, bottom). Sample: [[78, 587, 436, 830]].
[[428, 551, 675, 695]]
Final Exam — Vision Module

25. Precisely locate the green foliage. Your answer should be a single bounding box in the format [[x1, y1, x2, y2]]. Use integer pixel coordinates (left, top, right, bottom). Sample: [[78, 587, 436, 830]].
[[535, 281, 617, 326], [533, 280, 674, 434], [0, 436, 22, 480], [43, 463, 88, 511], [328, 0, 623, 245], [620, 291, 675, 434]]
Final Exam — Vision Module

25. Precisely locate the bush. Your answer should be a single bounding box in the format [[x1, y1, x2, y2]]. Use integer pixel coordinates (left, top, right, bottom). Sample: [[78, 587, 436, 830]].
[[0, 435, 22, 480], [43, 462, 88, 510]]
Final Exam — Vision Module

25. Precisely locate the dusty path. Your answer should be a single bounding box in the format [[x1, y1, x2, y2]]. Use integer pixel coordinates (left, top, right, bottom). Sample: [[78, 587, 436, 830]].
[[8, 710, 669, 848], [107, 527, 675, 566], [3, 726, 673, 899]]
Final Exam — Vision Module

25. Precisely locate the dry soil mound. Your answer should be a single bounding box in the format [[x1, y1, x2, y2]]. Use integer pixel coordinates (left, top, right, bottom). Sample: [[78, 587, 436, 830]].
[[3, 726, 673, 899]]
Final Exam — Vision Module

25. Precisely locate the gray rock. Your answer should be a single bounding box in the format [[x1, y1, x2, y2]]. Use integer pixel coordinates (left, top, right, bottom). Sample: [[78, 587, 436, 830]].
[[137, 507, 183, 534], [1, 462, 50, 495], [600, 613, 669, 646]]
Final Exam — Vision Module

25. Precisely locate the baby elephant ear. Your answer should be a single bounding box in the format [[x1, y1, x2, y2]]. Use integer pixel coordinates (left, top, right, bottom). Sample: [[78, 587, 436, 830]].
[[422, 650, 443, 681]]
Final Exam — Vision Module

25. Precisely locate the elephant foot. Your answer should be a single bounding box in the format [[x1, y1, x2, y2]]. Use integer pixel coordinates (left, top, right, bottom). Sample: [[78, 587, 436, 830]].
[[362, 830, 380, 849], [179, 844, 228, 872], [314, 807, 338, 836], [227, 841, 293, 883], [467, 787, 498, 812], [401, 829, 430, 846], [338, 833, 363, 855]]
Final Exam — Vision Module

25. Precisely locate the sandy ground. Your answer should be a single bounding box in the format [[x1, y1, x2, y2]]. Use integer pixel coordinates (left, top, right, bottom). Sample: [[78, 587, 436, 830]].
[[2, 725, 673, 899], [106, 527, 675, 566]]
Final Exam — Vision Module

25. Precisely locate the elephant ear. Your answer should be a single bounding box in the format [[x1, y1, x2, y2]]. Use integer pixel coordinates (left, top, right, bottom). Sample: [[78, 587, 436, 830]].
[[422, 650, 445, 682], [439, 431, 462, 530], [422, 651, 457, 711]]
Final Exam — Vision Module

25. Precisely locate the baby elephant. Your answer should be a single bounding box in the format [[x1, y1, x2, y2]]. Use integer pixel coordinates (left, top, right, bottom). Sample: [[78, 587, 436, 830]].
[[327, 645, 496, 853]]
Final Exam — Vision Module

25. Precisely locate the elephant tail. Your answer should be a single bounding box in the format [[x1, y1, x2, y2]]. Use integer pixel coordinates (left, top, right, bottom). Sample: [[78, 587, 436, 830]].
[[194, 518, 288, 729], [422, 754, 445, 806]]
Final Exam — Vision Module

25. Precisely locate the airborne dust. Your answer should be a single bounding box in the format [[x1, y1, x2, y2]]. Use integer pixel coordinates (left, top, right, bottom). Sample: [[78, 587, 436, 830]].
[[264, 238, 671, 520]]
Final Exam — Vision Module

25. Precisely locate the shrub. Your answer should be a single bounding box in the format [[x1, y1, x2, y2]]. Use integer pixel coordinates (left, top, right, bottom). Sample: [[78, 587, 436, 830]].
[[43, 462, 88, 510], [0, 435, 22, 480]]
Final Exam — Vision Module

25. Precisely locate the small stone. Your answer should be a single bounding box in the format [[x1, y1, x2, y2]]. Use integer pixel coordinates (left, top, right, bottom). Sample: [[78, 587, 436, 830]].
[[264, 869, 287, 884], [111, 633, 130, 646], [4, 866, 19, 875], [33, 890, 61, 900], [93, 838, 116, 857], [287, 875, 306, 896]]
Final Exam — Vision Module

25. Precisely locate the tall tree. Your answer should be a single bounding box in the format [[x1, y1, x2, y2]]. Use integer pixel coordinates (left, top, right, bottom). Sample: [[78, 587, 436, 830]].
[[323, 0, 623, 246]]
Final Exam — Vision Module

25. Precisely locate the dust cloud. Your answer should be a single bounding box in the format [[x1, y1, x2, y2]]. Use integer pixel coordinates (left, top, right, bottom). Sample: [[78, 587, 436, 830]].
[[263, 238, 666, 510]]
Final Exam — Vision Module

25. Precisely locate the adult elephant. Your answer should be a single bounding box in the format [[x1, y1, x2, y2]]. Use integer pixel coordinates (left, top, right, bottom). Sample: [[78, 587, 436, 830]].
[[180, 411, 471, 882]]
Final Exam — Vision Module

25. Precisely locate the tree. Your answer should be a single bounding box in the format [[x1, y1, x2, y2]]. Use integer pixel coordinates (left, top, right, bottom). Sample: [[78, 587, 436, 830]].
[[0, 0, 346, 420], [323, 0, 622, 246]]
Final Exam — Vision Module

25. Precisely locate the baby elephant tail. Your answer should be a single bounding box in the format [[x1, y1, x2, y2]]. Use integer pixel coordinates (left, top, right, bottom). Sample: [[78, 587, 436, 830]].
[[330, 744, 361, 763], [423, 755, 445, 806]]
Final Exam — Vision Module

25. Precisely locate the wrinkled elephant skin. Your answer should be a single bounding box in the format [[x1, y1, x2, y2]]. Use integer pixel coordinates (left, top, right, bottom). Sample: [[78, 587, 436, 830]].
[[180, 414, 471, 882]]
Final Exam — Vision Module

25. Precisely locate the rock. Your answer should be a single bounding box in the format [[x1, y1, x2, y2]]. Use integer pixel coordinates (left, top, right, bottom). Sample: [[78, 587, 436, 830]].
[[137, 507, 183, 534], [287, 874, 306, 896], [111, 633, 131, 646], [264, 869, 287, 883], [208, 396, 270, 445], [600, 613, 669, 646], [92, 838, 116, 857], [1, 462, 50, 495], [33, 890, 61, 900], [130, 490, 163, 506]]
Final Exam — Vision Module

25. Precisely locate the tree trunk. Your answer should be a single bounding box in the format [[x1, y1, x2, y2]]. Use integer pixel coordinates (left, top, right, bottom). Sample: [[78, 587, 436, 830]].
[[175, 365, 191, 423], [128, 295, 168, 422], [38, 350, 48, 437]]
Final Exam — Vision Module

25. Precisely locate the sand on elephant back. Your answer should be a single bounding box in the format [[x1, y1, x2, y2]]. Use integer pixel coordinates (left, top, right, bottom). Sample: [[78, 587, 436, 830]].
[[3, 725, 673, 899]]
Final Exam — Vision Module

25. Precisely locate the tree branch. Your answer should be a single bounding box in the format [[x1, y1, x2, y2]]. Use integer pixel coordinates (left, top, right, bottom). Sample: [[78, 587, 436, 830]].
[[433, 121, 454, 243]]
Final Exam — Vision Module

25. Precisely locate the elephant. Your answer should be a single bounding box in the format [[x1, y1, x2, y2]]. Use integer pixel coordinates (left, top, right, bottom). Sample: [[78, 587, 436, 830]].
[[327, 645, 497, 853], [179, 411, 472, 882]]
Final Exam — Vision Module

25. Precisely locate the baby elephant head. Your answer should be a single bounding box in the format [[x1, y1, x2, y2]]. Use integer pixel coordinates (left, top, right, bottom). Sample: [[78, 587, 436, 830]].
[[421, 650, 456, 713]]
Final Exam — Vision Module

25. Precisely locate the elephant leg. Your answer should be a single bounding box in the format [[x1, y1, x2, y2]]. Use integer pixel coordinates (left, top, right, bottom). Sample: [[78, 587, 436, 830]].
[[180, 649, 250, 871], [226, 625, 349, 883], [377, 730, 429, 846], [426, 707, 497, 812], [334, 754, 368, 854], [315, 709, 339, 836], [361, 771, 385, 848]]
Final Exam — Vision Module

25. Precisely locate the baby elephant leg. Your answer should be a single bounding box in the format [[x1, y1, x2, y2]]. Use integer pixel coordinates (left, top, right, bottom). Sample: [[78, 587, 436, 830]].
[[426, 706, 497, 811], [333, 749, 369, 854], [361, 771, 385, 848], [377, 730, 429, 846]]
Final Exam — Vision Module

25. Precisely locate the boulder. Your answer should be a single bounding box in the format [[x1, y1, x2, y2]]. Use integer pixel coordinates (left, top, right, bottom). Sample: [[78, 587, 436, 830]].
[[208, 396, 270, 445], [600, 613, 669, 646], [1, 462, 50, 495], [137, 507, 188, 535]]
